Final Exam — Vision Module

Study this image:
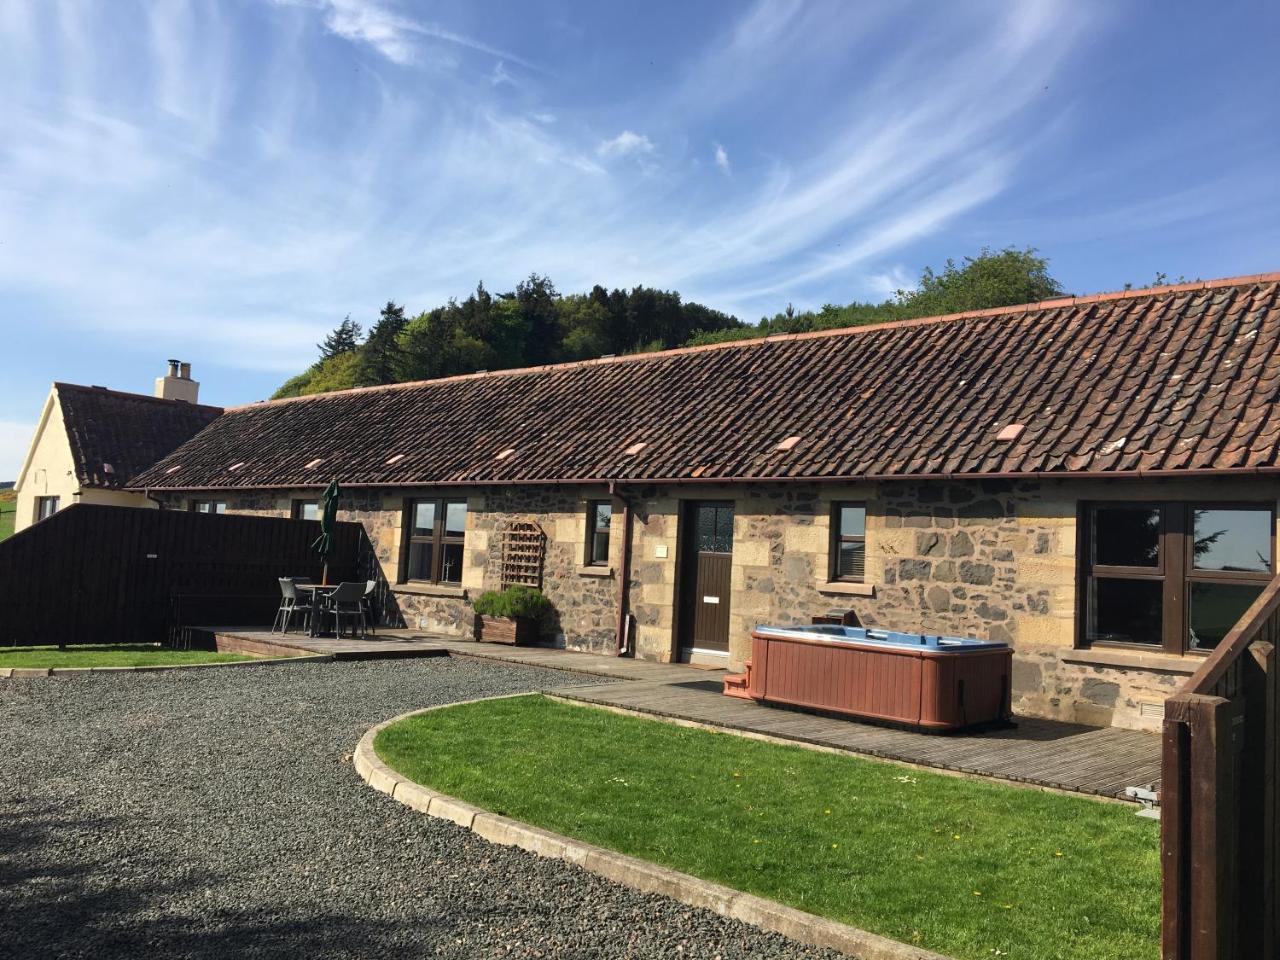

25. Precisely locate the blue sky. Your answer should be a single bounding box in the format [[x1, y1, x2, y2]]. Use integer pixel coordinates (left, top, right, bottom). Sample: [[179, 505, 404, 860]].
[[1, 0, 1278, 479]]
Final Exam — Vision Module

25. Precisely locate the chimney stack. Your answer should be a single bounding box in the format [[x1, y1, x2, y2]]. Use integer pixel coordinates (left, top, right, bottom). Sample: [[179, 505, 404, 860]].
[[155, 359, 200, 404]]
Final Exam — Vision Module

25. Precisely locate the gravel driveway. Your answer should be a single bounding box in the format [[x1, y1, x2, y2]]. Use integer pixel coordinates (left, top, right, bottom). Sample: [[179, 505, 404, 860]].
[[1, 657, 840, 959]]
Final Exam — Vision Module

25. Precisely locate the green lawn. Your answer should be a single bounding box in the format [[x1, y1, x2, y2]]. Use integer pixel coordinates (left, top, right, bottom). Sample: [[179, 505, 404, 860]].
[[0, 644, 259, 669], [0, 491, 15, 541], [376, 695, 1160, 960]]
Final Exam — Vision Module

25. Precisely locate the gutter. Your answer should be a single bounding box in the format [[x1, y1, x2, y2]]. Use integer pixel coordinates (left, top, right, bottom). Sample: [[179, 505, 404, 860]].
[[609, 480, 636, 658], [126, 464, 1280, 494]]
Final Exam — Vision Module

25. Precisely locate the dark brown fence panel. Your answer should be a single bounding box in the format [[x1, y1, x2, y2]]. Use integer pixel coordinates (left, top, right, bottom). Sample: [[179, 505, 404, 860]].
[[1162, 576, 1280, 960], [0, 504, 381, 647]]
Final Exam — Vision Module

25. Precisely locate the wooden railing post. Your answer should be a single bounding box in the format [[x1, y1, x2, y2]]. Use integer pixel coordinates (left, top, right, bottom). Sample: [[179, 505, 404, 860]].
[[1163, 711, 1191, 960]]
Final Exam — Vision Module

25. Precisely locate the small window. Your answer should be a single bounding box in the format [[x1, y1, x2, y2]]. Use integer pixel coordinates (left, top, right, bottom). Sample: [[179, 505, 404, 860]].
[[831, 502, 866, 582], [191, 500, 226, 514], [402, 498, 467, 585], [35, 496, 60, 522], [292, 500, 320, 521], [586, 501, 612, 566]]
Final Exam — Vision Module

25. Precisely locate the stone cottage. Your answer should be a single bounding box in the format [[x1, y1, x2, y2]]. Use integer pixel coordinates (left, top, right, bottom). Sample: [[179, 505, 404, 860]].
[[129, 273, 1280, 732]]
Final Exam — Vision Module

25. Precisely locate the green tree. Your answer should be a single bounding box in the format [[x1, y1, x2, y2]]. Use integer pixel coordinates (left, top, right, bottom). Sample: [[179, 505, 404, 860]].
[[316, 315, 363, 360], [516, 274, 561, 367], [895, 247, 1063, 316], [357, 301, 407, 386]]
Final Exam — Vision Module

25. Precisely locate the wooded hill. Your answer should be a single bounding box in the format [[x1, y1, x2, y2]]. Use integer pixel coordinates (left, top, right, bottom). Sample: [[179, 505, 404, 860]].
[[274, 248, 1066, 399]]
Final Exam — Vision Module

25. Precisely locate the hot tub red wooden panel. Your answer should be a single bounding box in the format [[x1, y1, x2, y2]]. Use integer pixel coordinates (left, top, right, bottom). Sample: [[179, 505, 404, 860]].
[[727, 628, 1012, 731]]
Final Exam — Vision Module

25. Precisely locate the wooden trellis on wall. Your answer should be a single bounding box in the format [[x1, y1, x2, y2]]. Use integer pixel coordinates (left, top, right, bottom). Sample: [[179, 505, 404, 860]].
[[499, 520, 546, 590]]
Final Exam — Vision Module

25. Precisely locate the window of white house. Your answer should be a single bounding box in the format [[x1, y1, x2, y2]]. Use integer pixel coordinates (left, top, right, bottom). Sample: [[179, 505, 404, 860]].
[[1082, 502, 1274, 653], [191, 500, 226, 514], [292, 500, 320, 520], [402, 498, 466, 585], [830, 503, 866, 582], [586, 501, 612, 566], [35, 496, 60, 522]]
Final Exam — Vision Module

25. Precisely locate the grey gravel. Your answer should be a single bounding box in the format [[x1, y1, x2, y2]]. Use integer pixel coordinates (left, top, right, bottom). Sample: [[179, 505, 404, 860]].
[[1, 656, 842, 959]]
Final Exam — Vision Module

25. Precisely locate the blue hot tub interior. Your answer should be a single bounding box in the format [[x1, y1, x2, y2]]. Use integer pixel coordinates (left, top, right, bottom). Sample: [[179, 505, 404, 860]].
[[755, 624, 1008, 652]]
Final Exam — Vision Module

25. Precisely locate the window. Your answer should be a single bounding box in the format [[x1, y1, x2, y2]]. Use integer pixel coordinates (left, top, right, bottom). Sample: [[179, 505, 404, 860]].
[[1081, 502, 1274, 654], [35, 496, 60, 522], [830, 502, 866, 582], [585, 501, 612, 566], [292, 500, 320, 521], [191, 500, 226, 514], [402, 498, 466, 585]]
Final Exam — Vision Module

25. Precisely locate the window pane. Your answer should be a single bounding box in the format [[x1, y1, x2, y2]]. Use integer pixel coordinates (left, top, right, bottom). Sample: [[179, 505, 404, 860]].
[[593, 503, 612, 532], [1192, 508, 1272, 573], [1089, 577, 1164, 645], [696, 506, 716, 552], [301, 502, 318, 521], [715, 506, 734, 552], [440, 542, 464, 584], [406, 541, 434, 581], [444, 501, 467, 537], [214, 502, 227, 514], [412, 501, 437, 537], [1093, 506, 1160, 567], [839, 504, 866, 538], [838, 541, 865, 581], [1189, 581, 1265, 650], [195, 502, 211, 513]]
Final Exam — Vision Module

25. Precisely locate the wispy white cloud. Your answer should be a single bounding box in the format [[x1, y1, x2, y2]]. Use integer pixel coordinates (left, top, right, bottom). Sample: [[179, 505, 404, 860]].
[[713, 142, 730, 174], [277, 0, 547, 73], [596, 130, 655, 160], [0, 0, 1110, 413]]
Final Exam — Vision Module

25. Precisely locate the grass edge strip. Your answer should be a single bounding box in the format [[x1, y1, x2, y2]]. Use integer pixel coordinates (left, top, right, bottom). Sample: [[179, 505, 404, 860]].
[[356, 694, 955, 960]]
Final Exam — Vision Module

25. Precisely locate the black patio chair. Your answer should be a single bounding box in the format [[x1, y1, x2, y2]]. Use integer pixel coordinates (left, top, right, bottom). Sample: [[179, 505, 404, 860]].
[[325, 581, 369, 639], [272, 578, 310, 634]]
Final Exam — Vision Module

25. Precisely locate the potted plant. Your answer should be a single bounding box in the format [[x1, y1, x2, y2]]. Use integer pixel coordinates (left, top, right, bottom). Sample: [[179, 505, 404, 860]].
[[472, 586, 552, 646]]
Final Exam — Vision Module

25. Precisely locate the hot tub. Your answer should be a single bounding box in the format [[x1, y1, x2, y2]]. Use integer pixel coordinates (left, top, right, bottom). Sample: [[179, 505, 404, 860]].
[[723, 625, 1012, 731]]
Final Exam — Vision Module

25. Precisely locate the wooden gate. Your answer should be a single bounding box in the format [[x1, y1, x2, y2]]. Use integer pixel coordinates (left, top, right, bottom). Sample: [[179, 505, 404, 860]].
[[1162, 574, 1280, 959]]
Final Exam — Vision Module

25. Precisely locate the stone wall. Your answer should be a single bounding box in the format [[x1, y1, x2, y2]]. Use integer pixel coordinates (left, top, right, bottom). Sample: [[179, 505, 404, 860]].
[[162, 474, 1280, 732]]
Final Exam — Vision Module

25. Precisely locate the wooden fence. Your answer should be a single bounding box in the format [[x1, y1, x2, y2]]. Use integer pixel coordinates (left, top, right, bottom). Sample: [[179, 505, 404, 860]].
[[0, 504, 380, 647], [1162, 574, 1280, 959]]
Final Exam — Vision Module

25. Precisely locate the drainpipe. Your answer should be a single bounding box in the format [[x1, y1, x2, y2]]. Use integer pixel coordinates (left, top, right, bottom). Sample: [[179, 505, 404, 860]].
[[610, 480, 635, 657]]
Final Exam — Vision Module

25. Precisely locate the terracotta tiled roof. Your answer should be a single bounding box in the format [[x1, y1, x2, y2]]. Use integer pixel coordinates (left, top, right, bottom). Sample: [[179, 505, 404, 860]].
[[55, 384, 223, 489], [129, 274, 1280, 491]]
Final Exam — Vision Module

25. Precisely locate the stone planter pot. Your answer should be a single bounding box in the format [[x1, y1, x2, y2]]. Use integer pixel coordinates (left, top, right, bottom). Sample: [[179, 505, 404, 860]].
[[476, 614, 538, 646]]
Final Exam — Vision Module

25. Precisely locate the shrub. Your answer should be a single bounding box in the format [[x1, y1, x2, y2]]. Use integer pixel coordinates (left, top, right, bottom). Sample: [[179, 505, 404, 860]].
[[472, 586, 553, 621]]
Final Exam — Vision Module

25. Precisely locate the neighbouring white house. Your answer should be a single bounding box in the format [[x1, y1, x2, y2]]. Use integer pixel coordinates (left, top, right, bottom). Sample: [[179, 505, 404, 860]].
[[12, 361, 222, 533]]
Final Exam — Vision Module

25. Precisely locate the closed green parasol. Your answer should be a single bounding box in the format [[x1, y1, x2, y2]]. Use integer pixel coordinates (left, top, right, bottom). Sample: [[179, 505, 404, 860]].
[[312, 478, 341, 584]]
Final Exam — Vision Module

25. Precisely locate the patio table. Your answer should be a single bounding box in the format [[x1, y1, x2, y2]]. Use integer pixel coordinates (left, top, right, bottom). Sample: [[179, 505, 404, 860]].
[[295, 582, 339, 637]]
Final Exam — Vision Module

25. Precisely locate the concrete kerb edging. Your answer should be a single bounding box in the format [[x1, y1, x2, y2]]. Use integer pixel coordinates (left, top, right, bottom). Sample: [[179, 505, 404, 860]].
[[0, 652, 333, 679], [355, 696, 954, 960]]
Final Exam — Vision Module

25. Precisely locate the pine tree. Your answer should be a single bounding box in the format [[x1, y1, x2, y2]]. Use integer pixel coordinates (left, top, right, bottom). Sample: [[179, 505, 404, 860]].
[[316, 315, 363, 361], [357, 301, 407, 386]]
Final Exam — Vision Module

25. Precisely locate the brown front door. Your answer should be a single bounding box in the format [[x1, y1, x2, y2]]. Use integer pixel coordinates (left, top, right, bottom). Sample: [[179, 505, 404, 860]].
[[679, 501, 734, 658]]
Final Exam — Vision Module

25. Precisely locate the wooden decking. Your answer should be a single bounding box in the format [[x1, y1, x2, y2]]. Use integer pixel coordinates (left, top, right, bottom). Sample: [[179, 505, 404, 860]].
[[552, 678, 1162, 802], [209, 628, 1162, 803]]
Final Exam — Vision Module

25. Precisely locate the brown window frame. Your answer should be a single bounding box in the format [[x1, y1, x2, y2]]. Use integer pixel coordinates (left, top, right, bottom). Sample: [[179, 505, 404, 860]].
[[190, 499, 226, 514], [1079, 500, 1275, 655], [829, 502, 867, 583], [400, 498, 467, 586], [291, 499, 319, 521], [35, 496, 60, 522], [585, 500, 612, 566]]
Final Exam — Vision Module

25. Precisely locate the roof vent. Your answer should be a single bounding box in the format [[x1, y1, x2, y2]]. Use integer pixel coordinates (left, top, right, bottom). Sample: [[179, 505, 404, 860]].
[[228, 462, 245, 472], [304, 458, 324, 469], [623, 442, 647, 456], [102, 462, 115, 475], [995, 424, 1025, 442], [385, 453, 405, 465], [165, 465, 181, 474], [776, 435, 802, 452], [496, 448, 516, 461]]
